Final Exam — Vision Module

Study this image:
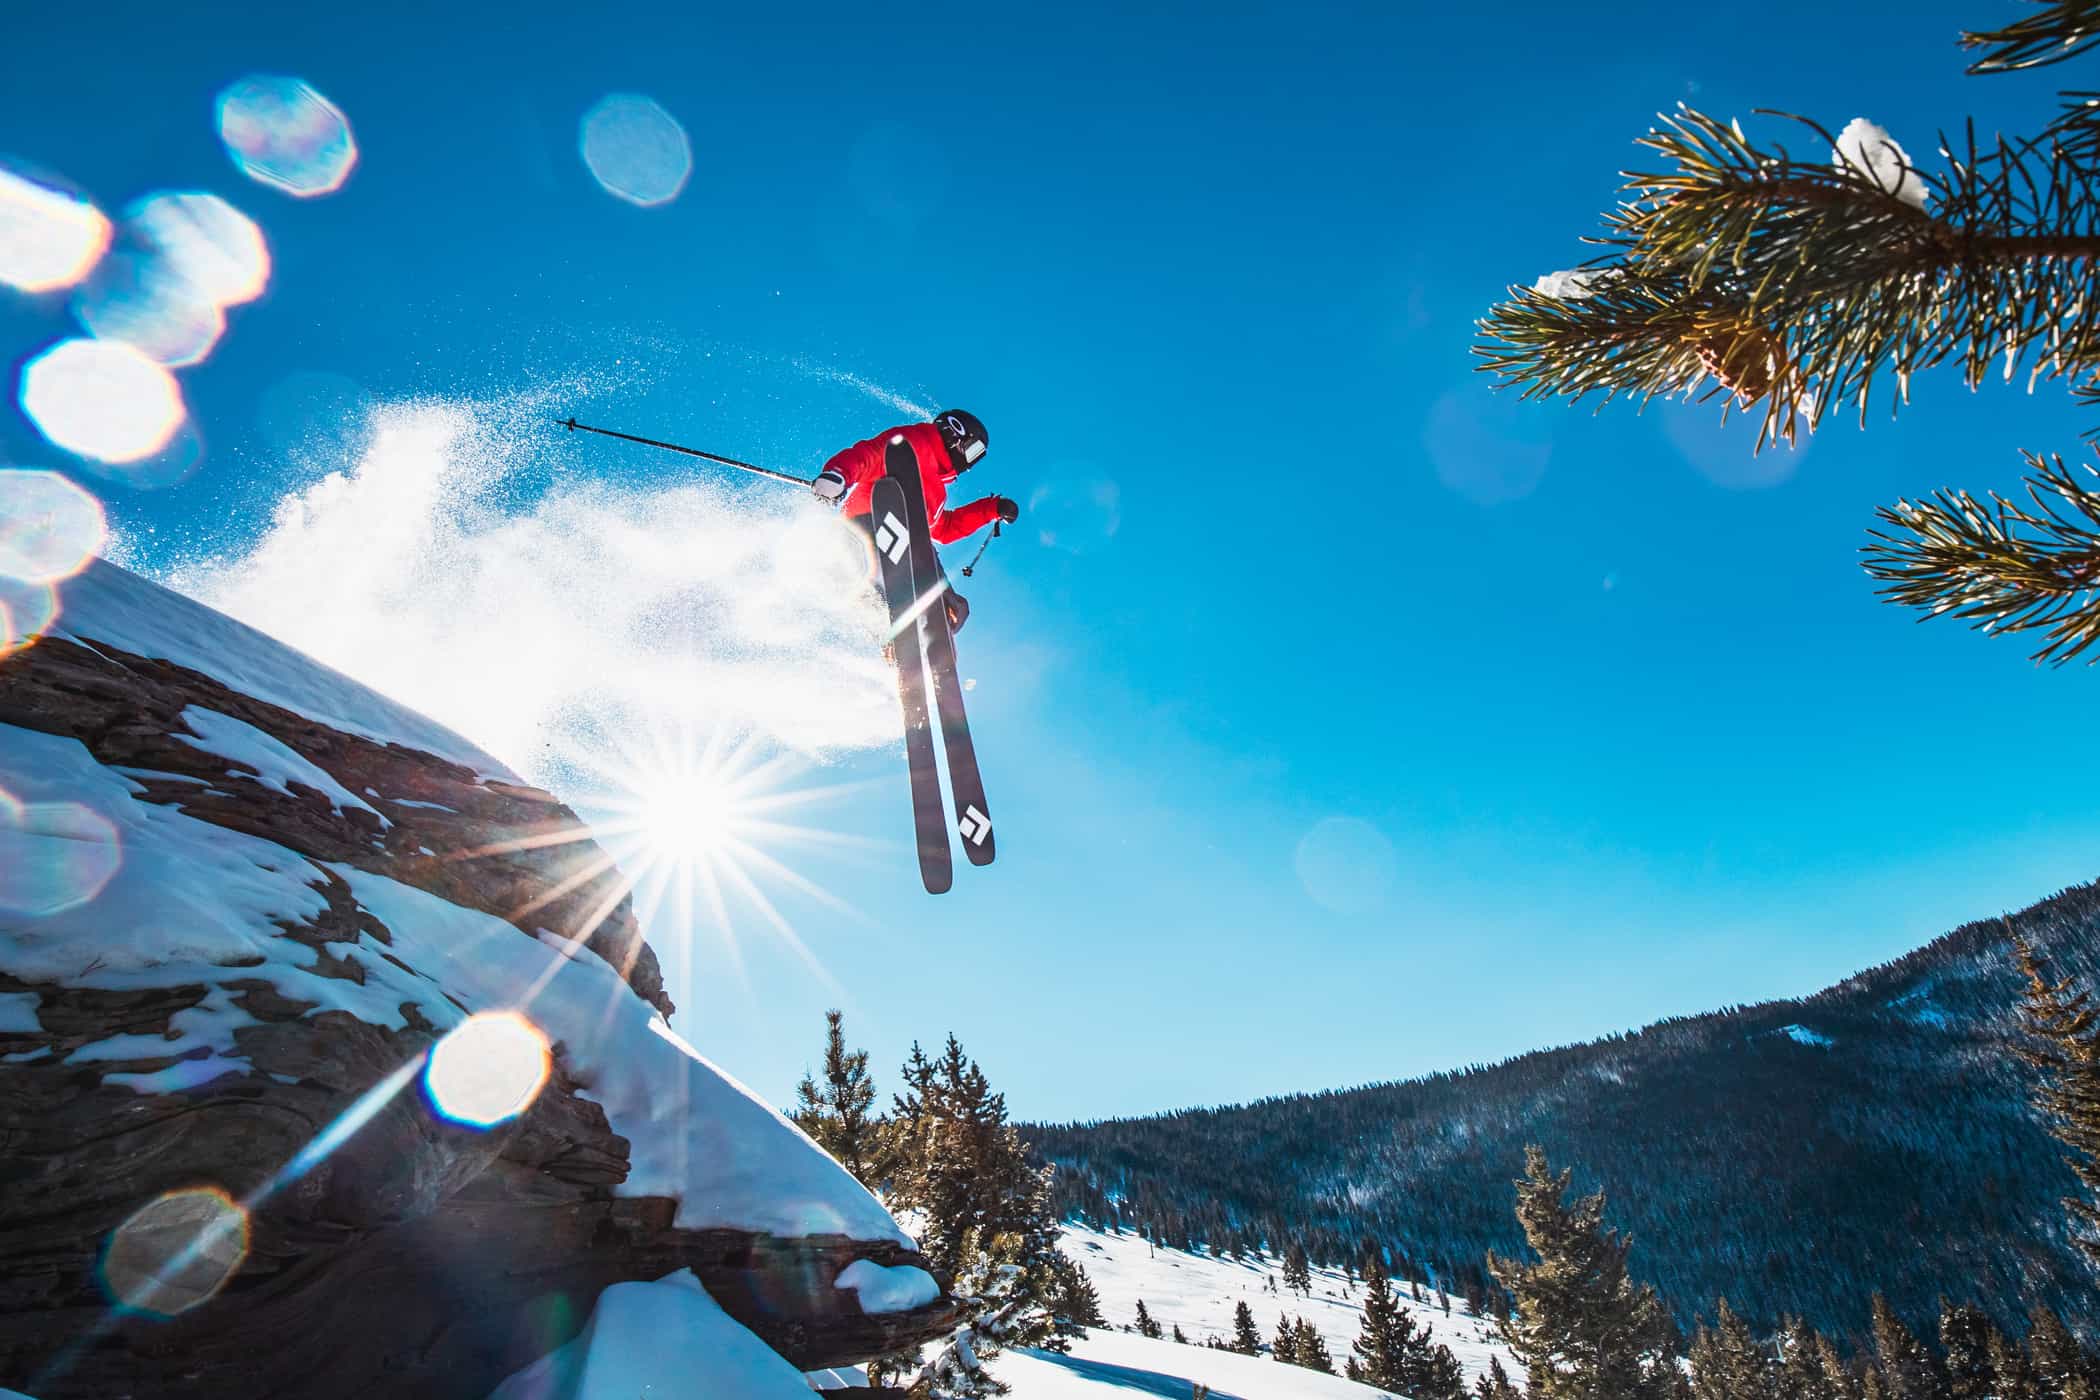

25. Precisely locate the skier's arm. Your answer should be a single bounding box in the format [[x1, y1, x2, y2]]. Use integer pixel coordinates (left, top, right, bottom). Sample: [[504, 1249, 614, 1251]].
[[931, 495, 1005, 544]]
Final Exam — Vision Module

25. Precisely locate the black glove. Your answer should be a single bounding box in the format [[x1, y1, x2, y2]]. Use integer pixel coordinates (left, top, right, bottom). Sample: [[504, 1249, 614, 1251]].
[[995, 496, 1020, 524], [945, 589, 970, 633]]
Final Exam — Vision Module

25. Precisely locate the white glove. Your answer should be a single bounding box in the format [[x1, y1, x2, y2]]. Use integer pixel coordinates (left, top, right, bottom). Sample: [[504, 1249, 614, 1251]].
[[812, 470, 847, 503]]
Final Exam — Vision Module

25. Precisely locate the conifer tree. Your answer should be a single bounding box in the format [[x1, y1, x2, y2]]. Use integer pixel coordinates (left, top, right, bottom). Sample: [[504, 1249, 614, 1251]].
[[1293, 1318, 1335, 1374], [1988, 1326, 2038, 1400], [890, 1035, 1072, 1394], [2014, 931, 2100, 1262], [1273, 1313, 1298, 1365], [1417, 1343, 1468, 1400], [1474, 1355, 1523, 1400], [1172, 1323, 1188, 1345], [1283, 1241, 1312, 1295], [1134, 1300, 1162, 1339], [909, 1228, 1037, 1399], [1351, 1259, 1409, 1388], [1230, 1300, 1263, 1356], [1046, 1256, 1106, 1330], [790, 1008, 886, 1188], [1475, 4, 2100, 664], [2027, 1306, 2097, 1400], [1689, 1300, 1777, 1400], [1870, 1295, 1947, 1400], [1778, 1317, 1853, 1400], [1939, 1302, 2004, 1400], [1487, 1147, 1676, 1400]]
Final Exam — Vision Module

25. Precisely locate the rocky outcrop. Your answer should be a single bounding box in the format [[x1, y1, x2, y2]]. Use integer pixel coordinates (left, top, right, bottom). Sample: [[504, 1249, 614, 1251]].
[[0, 563, 955, 1399], [0, 632, 671, 1017]]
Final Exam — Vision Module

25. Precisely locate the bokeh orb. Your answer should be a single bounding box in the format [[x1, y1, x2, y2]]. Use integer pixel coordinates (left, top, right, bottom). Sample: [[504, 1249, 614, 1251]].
[[216, 76, 357, 197], [0, 166, 109, 293], [73, 250, 227, 368], [579, 94, 692, 207], [102, 1187, 250, 1315], [1026, 478, 1122, 555], [0, 576, 58, 659], [424, 1011, 552, 1127], [1423, 385, 1553, 507], [133, 192, 269, 307], [1294, 816, 1399, 916], [0, 469, 105, 581], [20, 338, 185, 464], [1659, 399, 1808, 491], [0, 794, 122, 915]]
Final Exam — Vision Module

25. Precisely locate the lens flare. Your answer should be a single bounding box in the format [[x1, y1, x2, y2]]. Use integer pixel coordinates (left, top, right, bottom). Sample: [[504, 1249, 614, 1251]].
[[133, 192, 268, 307], [216, 76, 357, 197], [579, 94, 692, 207], [0, 793, 122, 915], [1294, 816, 1399, 916], [0, 576, 58, 659], [20, 338, 185, 464], [101, 1187, 250, 1315], [424, 1011, 552, 1128], [73, 250, 226, 368], [0, 166, 110, 293], [0, 470, 105, 582], [1026, 478, 1122, 555]]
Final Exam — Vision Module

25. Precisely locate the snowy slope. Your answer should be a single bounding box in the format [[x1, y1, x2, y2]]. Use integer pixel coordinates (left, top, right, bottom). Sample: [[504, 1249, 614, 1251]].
[[54, 559, 514, 778], [1004, 1331, 1398, 1400], [1059, 1225, 1518, 1389]]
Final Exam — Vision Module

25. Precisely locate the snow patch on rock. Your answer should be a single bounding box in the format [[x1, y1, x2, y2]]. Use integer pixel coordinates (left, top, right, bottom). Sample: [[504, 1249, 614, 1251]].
[[0, 991, 40, 1033], [333, 865, 911, 1243], [835, 1258, 940, 1314], [176, 705, 388, 824], [486, 1268, 816, 1400]]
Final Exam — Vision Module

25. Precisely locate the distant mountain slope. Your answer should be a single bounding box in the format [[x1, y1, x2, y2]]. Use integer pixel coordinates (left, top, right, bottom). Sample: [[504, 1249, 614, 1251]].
[[1032, 881, 2100, 1338]]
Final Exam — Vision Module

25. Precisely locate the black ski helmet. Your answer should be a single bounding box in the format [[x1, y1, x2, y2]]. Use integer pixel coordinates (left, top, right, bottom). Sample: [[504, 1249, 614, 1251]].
[[935, 408, 988, 471]]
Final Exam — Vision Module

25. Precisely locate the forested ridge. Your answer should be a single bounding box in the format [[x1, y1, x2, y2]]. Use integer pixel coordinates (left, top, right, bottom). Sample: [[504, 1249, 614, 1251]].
[[1031, 880, 2100, 1337]]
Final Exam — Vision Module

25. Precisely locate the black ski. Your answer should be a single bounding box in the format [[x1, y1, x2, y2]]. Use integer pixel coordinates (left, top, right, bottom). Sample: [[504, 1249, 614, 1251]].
[[884, 436, 996, 866], [869, 473, 953, 895]]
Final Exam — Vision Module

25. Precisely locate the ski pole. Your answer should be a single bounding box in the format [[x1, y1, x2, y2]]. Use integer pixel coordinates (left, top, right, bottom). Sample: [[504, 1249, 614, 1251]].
[[557, 417, 815, 488], [960, 520, 1002, 578]]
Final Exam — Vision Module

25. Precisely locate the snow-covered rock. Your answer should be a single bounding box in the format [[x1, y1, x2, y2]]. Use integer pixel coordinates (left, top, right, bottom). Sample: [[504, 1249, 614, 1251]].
[[0, 560, 955, 1399], [486, 1269, 817, 1400]]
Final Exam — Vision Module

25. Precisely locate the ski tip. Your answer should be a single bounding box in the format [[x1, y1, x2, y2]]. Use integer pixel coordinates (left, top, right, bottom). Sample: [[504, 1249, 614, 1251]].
[[921, 866, 954, 895], [963, 837, 996, 868]]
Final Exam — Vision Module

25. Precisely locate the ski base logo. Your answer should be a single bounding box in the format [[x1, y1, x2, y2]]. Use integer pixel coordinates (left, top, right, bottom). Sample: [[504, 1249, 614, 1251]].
[[875, 511, 910, 564]]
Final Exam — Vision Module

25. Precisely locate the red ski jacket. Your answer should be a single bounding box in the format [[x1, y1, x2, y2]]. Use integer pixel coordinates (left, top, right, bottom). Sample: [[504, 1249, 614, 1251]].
[[827, 423, 1003, 545]]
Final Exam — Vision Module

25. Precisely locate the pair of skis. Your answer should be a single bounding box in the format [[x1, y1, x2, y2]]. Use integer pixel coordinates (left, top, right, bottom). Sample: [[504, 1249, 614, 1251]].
[[870, 436, 994, 894]]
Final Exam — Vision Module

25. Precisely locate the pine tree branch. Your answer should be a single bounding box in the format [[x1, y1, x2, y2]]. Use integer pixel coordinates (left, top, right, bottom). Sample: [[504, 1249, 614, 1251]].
[[1963, 0, 2100, 73], [1862, 451, 2100, 662], [1477, 108, 2100, 447]]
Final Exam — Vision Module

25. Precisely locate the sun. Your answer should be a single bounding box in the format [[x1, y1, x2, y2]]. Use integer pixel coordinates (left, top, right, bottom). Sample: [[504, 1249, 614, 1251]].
[[638, 769, 741, 857]]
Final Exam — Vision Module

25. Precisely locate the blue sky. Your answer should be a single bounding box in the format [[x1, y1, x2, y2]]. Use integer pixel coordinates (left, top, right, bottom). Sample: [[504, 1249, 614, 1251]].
[[7, 0, 2100, 1123]]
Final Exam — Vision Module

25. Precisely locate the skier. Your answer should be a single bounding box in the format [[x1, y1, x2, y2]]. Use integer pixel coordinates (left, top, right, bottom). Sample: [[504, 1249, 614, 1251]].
[[811, 409, 1018, 631]]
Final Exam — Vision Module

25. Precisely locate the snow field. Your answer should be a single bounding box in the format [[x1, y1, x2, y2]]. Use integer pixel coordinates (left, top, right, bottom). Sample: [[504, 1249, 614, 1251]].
[[1058, 1225, 1517, 1390], [1007, 1331, 1397, 1400]]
